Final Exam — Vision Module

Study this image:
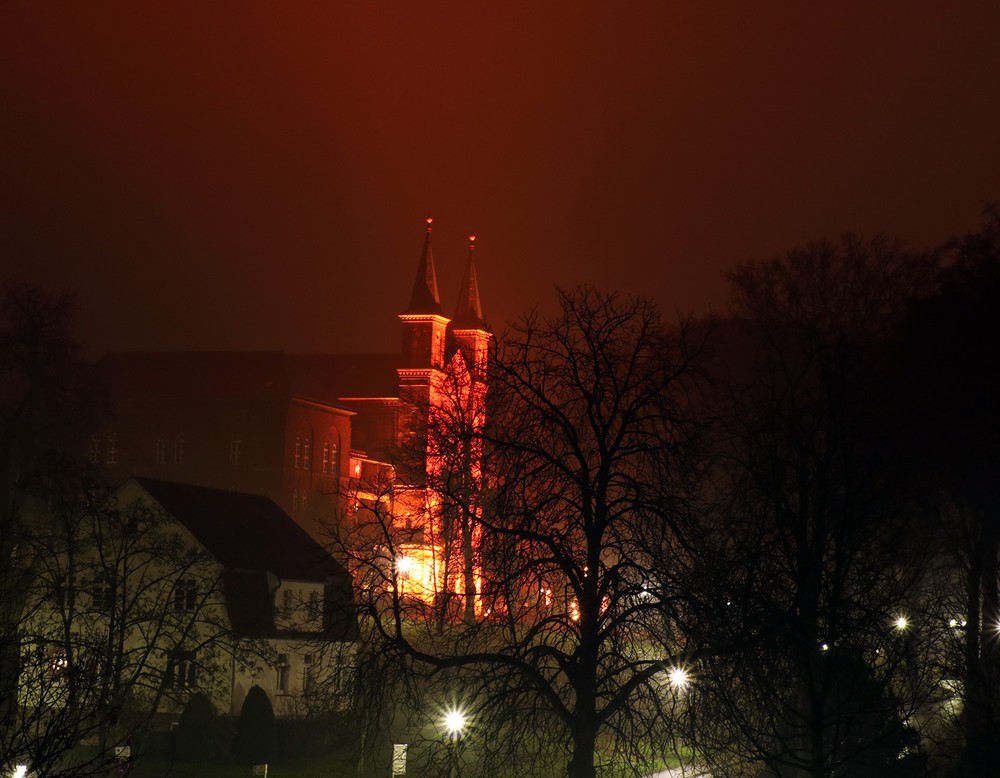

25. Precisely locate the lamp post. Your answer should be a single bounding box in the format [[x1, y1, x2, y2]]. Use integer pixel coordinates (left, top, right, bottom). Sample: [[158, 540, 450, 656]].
[[442, 708, 466, 778]]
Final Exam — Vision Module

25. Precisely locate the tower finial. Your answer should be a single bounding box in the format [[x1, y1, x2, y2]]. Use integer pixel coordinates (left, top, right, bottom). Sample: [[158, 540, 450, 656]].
[[426, 215, 434, 234]]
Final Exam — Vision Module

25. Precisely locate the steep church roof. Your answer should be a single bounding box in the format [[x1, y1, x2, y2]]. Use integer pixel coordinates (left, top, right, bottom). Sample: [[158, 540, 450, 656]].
[[451, 234, 487, 330], [402, 217, 444, 316]]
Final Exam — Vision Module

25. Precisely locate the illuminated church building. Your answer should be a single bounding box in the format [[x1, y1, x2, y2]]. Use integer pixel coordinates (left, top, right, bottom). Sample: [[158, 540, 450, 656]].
[[91, 218, 490, 608]]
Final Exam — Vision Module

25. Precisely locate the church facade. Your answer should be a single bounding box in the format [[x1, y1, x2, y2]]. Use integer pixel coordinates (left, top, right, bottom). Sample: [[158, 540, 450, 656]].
[[88, 219, 491, 608]]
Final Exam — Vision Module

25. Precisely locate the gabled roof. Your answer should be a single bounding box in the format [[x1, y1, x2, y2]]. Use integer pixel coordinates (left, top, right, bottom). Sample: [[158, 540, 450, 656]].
[[402, 218, 444, 316], [97, 352, 292, 398], [97, 351, 401, 407], [131, 477, 346, 582], [128, 477, 357, 640], [288, 353, 400, 400]]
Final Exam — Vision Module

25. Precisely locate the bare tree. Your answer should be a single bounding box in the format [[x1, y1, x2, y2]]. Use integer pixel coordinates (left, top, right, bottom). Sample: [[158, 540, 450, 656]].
[[690, 235, 939, 778], [3, 459, 248, 778], [344, 288, 707, 778], [888, 207, 1000, 774]]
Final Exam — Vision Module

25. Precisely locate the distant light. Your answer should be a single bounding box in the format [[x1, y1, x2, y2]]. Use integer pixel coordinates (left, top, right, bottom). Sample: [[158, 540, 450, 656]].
[[895, 616, 908, 631], [821, 643, 829, 652], [396, 556, 413, 574], [13, 766, 27, 778], [949, 619, 958, 628], [443, 708, 466, 736], [469, 234, 476, 243], [668, 667, 689, 689]]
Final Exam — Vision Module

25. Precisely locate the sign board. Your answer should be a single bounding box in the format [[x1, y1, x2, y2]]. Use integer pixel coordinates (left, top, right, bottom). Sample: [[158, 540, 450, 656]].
[[115, 746, 131, 758], [252, 765, 268, 777], [392, 743, 408, 775]]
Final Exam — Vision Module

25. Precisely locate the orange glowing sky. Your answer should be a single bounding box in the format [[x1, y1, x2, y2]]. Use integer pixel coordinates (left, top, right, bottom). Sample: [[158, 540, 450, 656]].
[[2, 3, 999, 355]]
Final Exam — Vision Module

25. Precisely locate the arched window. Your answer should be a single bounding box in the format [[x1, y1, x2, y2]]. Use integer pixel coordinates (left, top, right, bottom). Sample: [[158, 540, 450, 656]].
[[294, 437, 301, 469], [303, 438, 311, 471], [321, 443, 330, 474]]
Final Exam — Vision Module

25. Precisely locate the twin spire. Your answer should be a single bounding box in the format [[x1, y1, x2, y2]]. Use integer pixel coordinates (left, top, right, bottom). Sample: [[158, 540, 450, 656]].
[[405, 217, 486, 330]]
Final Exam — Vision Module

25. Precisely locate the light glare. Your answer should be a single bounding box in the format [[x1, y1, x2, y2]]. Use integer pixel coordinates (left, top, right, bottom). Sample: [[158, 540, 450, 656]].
[[443, 708, 466, 735]]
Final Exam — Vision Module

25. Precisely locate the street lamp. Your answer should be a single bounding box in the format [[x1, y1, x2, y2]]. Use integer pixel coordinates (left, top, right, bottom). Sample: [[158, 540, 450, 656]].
[[443, 708, 466, 738], [442, 707, 467, 778]]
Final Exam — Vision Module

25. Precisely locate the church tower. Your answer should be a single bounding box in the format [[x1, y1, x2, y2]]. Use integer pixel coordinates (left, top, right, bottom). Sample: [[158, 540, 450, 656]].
[[449, 233, 491, 381], [397, 218, 451, 469], [399, 217, 449, 369]]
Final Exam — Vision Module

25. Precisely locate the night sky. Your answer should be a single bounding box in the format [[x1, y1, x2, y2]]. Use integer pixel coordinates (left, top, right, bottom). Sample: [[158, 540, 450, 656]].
[[3, 3, 999, 357]]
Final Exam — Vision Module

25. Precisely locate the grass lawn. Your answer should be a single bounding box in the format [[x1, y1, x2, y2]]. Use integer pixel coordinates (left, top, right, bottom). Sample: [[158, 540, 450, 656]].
[[130, 757, 353, 778]]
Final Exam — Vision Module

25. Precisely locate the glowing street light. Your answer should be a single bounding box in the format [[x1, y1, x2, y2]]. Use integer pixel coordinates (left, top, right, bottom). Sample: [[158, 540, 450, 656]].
[[894, 615, 908, 631], [668, 667, 689, 689], [443, 708, 467, 738]]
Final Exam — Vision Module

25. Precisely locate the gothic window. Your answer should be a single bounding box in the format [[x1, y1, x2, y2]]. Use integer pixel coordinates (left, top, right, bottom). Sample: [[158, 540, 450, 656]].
[[321, 443, 329, 474], [303, 438, 311, 470], [294, 437, 301, 469], [155, 438, 167, 465], [174, 436, 186, 465], [229, 437, 242, 465]]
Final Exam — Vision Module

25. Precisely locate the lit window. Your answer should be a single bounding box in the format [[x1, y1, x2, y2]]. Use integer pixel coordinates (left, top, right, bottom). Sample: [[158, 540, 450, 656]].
[[321, 443, 329, 474], [105, 433, 119, 464], [165, 650, 197, 689], [330, 443, 339, 475], [229, 437, 242, 465], [294, 438, 301, 469], [155, 438, 167, 465], [88, 436, 101, 464], [303, 438, 311, 470], [174, 579, 197, 613], [174, 436, 186, 465], [283, 589, 294, 610], [276, 653, 290, 693], [44, 646, 69, 684]]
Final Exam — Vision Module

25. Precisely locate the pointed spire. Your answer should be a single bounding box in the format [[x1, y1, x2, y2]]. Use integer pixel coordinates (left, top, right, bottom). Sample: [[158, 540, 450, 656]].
[[404, 216, 443, 315], [452, 232, 486, 329]]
